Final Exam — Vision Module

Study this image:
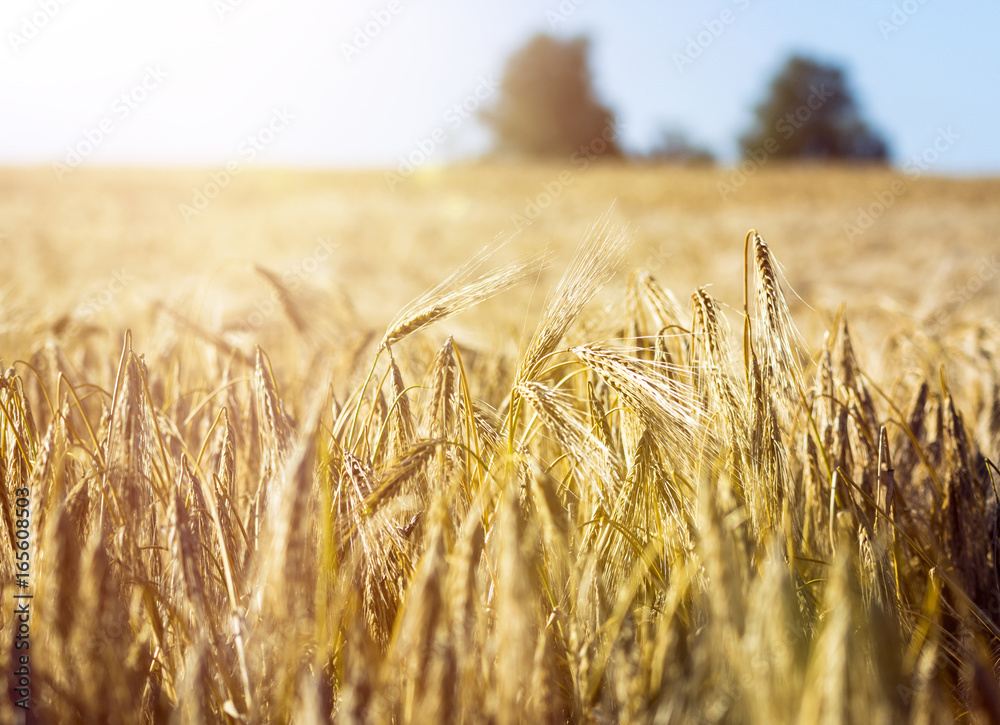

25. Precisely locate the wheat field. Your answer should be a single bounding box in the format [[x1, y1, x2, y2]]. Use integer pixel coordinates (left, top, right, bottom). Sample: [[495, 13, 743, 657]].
[[1, 164, 999, 723]]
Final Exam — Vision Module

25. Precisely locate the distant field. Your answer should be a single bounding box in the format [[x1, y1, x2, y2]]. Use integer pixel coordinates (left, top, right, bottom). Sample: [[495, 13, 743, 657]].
[[2, 163, 998, 354]]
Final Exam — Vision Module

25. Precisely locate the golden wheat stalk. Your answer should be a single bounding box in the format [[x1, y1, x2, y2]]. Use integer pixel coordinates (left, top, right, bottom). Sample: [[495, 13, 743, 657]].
[[379, 245, 549, 352], [515, 213, 631, 385]]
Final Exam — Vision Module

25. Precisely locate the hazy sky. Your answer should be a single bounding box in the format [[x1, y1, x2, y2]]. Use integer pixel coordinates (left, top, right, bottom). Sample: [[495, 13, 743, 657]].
[[2, 0, 998, 173]]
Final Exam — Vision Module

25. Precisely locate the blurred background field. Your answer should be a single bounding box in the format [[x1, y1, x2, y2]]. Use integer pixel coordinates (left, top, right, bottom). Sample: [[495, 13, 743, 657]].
[[5, 1, 999, 372], [2, 163, 997, 364]]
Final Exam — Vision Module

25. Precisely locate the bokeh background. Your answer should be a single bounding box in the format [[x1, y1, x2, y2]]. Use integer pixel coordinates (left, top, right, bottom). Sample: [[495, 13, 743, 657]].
[[1, 0, 998, 360]]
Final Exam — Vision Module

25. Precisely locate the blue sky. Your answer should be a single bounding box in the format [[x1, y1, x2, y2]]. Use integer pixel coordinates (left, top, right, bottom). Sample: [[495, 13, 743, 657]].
[[2, 0, 997, 173]]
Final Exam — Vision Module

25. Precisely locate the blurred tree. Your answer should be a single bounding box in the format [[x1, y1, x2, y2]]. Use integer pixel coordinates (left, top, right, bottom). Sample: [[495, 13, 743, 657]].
[[482, 34, 621, 159], [648, 128, 715, 164], [739, 55, 890, 161]]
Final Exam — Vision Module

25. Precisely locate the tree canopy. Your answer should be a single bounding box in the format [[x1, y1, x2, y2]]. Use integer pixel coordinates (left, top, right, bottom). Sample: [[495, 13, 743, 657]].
[[648, 128, 715, 164], [739, 55, 890, 161], [481, 34, 621, 159]]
